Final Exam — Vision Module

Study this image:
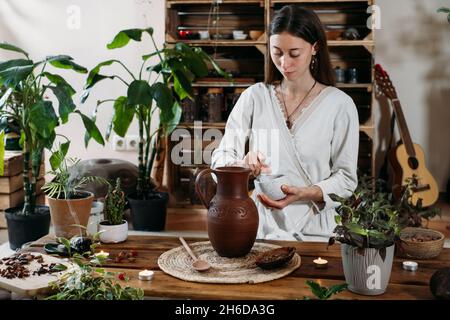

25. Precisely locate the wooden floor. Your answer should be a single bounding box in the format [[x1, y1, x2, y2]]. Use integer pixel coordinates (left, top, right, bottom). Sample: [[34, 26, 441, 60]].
[[1, 199, 449, 244]]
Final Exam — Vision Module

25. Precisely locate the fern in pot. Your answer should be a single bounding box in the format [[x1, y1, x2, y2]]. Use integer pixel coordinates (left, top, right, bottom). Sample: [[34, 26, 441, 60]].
[[42, 146, 108, 239], [328, 176, 400, 296], [98, 178, 128, 243]]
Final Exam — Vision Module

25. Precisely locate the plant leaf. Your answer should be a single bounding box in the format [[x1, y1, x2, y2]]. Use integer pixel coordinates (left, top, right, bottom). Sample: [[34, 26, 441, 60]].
[[437, 7, 450, 13], [49, 141, 70, 170], [0, 59, 34, 88], [193, 46, 232, 79], [106, 28, 153, 49], [0, 131, 4, 175], [29, 100, 58, 139], [75, 111, 105, 146], [164, 101, 182, 134], [173, 69, 192, 100], [151, 82, 173, 111], [49, 58, 87, 73], [42, 72, 75, 95], [0, 42, 29, 57], [0, 87, 13, 109], [84, 59, 120, 91], [49, 85, 76, 124], [127, 80, 153, 106], [112, 96, 134, 137], [174, 43, 208, 77]]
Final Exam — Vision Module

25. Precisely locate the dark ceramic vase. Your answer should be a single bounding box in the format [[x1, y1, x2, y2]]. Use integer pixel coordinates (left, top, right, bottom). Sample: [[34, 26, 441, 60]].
[[195, 166, 258, 257]]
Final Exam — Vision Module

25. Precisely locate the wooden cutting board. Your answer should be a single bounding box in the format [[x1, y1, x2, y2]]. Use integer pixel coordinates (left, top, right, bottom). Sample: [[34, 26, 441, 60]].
[[0, 253, 73, 297]]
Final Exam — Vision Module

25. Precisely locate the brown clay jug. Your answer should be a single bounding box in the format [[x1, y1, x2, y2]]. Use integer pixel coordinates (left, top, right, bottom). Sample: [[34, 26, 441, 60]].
[[195, 166, 258, 257]]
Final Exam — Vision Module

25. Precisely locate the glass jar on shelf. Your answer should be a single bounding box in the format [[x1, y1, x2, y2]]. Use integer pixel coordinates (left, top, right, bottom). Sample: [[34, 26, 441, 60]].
[[180, 88, 199, 123], [204, 87, 224, 123]]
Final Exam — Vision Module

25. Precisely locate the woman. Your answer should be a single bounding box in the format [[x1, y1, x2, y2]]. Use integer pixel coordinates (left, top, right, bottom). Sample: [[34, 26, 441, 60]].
[[211, 5, 359, 241]]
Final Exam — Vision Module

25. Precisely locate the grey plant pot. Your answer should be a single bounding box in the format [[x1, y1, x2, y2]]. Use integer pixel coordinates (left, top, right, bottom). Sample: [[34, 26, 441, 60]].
[[341, 243, 395, 295]]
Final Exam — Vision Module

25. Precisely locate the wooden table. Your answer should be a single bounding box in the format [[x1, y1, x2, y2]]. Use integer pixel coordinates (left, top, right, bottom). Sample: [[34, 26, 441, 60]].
[[27, 234, 449, 300]]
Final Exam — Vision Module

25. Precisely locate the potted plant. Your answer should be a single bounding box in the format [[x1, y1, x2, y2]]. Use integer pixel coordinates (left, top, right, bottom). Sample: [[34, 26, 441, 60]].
[[0, 43, 105, 249], [42, 147, 108, 239], [396, 175, 441, 228], [328, 176, 400, 296], [395, 176, 444, 259], [98, 178, 128, 243], [82, 27, 230, 231]]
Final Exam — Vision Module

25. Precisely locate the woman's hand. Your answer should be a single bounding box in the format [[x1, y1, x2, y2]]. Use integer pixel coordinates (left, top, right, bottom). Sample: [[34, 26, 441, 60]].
[[257, 185, 324, 210], [257, 185, 302, 209], [242, 151, 271, 177]]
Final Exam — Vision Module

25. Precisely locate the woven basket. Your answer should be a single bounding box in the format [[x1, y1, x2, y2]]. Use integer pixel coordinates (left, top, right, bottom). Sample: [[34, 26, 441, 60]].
[[399, 227, 445, 259]]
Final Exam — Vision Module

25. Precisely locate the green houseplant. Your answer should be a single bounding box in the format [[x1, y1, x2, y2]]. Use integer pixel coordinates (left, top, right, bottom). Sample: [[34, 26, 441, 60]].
[[46, 242, 143, 300], [0, 43, 104, 249], [396, 175, 441, 228], [98, 178, 128, 243], [328, 175, 400, 296], [82, 27, 230, 230], [42, 147, 108, 239]]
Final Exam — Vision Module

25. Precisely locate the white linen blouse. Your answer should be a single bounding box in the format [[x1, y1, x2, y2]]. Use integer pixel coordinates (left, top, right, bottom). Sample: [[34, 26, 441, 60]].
[[211, 82, 359, 241]]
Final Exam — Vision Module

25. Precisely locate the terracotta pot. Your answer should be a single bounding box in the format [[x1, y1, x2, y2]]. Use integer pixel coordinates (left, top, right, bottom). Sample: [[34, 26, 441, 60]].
[[48, 191, 94, 238], [195, 166, 258, 257]]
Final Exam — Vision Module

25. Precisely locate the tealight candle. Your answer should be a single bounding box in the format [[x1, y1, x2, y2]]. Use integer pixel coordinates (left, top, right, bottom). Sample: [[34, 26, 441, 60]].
[[402, 261, 418, 271], [313, 257, 328, 269], [95, 250, 109, 259], [139, 269, 154, 281]]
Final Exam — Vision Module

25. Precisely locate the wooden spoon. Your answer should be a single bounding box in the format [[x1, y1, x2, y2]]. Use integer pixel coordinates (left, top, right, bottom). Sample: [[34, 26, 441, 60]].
[[179, 237, 211, 272]]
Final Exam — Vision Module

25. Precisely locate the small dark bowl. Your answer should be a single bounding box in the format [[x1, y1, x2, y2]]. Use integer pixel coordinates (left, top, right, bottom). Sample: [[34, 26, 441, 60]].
[[255, 247, 296, 270]]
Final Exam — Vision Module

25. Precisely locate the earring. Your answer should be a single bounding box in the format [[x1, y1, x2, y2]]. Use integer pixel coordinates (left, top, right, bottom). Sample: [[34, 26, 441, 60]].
[[310, 55, 317, 71]]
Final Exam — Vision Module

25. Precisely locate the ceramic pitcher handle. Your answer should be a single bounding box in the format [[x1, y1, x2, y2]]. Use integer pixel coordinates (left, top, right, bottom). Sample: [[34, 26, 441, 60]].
[[195, 168, 214, 209]]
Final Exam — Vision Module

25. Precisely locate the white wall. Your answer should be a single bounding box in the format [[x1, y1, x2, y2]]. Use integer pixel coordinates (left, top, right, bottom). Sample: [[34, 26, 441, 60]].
[[375, 0, 450, 191], [0, 0, 165, 167], [1, 0, 450, 191]]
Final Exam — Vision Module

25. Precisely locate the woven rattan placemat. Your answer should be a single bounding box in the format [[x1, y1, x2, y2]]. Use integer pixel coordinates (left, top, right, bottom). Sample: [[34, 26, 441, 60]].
[[158, 241, 301, 284]]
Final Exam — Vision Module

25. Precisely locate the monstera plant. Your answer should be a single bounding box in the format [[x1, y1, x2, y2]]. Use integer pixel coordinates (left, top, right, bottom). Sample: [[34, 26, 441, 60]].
[[0, 42, 104, 249], [82, 27, 230, 231]]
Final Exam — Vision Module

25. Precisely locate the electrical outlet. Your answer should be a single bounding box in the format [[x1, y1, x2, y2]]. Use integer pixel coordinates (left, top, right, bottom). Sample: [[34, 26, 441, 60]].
[[126, 135, 139, 151], [113, 135, 126, 151]]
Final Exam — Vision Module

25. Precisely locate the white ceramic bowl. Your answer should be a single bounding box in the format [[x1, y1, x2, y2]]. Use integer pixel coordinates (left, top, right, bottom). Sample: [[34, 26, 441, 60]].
[[256, 174, 289, 200], [232, 30, 244, 37], [198, 30, 210, 40], [233, 34, 248, 40]]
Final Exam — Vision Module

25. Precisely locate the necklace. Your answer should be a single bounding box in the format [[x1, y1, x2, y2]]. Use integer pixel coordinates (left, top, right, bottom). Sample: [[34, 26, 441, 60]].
[[280, 80, 317, 129]]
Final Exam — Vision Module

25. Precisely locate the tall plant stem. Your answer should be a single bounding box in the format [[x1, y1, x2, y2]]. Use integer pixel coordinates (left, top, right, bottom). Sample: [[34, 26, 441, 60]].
[[137, 105, 145, 199]]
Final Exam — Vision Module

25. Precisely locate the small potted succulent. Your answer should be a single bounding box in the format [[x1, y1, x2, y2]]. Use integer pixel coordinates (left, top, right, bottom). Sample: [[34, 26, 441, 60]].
[[328, 176, 400, 296], [98, 178, 128, 243]]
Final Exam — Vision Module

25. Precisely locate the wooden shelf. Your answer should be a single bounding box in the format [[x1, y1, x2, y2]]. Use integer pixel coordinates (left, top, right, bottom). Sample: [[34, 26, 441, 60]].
[[271, 0, 370, 3], [166, 39, 266, 46], [327, 40, 374, 46], [166, 0, 377, 199], [336, 83, 373, 91], [167, 0, 262, 6], [359, 125, 374, 138], [178, 122, 226, 129]]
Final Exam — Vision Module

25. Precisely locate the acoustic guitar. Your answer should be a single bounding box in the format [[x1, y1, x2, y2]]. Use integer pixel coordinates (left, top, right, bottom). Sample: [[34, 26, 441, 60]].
[[374, 64, 439, 207]]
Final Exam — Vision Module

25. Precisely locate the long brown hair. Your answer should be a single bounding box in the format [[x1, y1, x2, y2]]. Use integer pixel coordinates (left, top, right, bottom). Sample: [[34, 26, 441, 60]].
[[266, 5, 335, 86]]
